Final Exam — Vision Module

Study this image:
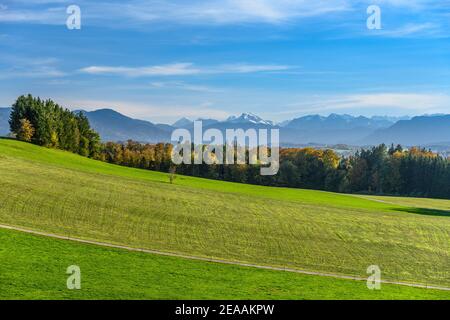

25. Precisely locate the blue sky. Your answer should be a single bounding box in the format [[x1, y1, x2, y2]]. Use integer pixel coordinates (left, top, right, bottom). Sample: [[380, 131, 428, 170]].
[[1, 0, 450, 123]]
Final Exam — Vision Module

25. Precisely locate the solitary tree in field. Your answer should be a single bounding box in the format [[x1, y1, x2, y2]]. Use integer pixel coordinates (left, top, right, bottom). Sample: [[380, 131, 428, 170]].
[[168, 166, 177, 184], [16, 119, 35, 142]]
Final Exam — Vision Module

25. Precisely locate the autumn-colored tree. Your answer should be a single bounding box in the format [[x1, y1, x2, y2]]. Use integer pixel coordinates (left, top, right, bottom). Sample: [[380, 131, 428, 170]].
[[16, 118, 35, 142], [97, 139, 450, 199], [50, 131, 59, 148]]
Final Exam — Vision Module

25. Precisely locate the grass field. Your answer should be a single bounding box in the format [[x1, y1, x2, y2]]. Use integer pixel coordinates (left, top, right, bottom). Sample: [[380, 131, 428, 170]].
[[0, 138, 449, 296], [1, 227, 449, 300], [357, 195, 450, 213]]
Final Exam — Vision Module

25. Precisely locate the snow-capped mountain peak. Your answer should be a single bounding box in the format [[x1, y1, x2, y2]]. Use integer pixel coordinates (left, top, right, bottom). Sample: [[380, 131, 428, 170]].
[[226, 113, 273, 126]]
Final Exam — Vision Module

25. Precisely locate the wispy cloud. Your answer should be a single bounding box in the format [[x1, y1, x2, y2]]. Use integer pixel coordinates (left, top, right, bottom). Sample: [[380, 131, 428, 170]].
[[375, 22, 442, 38], [0, 4, 65, 24], [146, 0, 352, 24], [149, 81, 223, 93], [0, 56, 66, 79], [79, 63, 201, 77], [0, 0, 351, 25], [2, 0, 449, 40], [218, 64, 292, 73], [371, 0, 430, 10], [281, 92, 450, 115], [79, 63, 293, 77], [341, 93, 450, 111]]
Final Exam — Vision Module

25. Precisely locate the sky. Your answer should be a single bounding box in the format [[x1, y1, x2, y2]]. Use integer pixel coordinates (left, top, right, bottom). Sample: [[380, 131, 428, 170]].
[[1, 0, 450, 124]]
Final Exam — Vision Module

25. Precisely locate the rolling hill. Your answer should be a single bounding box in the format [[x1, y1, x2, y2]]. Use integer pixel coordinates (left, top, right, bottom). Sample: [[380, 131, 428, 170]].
[[0, 138, 449, 293], [2, 227, 448, 299]]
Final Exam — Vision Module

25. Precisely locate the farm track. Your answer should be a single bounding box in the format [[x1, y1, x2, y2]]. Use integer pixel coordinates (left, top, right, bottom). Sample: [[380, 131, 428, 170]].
[[2, 223, 449, 292]]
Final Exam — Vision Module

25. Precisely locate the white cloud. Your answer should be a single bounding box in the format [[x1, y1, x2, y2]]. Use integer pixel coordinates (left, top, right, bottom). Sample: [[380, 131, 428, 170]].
[[0, 0, 352, 25], [369, 0, 433, 10], [218, 64, 291, 73], [375, 23, 441, 38], [2, 0, 447, 40], [282, 92, 450, 115], [149, 81, 223, 93], [0, 6, 65, 24], [79, 63, 293, 77], [344, 93, 450, 110], [0, 56, 66, 79], [102, 0, 352, 25], [80, 63, 201, 77]]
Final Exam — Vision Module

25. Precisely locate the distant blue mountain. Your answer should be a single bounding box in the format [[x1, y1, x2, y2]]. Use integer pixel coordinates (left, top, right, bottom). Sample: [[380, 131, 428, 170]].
[[0, 107, 11, 136], [285, 113, 394, 130], [79, 109, 172, 143], [0, 106, 449, 147], [172, 117, 193, 128], [197, 118, 220, 127], [281, 114, 395, 144], [363, 115, 450, 146], [200, 113, 275, 134], [173, 113, 395, 145], [173, 117, 219, 129]]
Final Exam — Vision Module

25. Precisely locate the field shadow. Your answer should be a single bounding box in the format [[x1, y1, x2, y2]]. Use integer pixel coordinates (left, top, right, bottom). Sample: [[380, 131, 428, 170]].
[[393, 207, 450, 217]]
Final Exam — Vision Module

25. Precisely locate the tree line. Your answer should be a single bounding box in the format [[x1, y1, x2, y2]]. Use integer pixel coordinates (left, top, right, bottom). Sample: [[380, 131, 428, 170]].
[[9, 95, 100, 157], [8, 95, 450, 199], [99, 140, 450, 199]]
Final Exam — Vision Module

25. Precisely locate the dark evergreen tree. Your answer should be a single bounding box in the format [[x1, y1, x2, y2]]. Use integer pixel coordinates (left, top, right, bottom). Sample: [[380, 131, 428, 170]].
[[9, 95, 100, 159]]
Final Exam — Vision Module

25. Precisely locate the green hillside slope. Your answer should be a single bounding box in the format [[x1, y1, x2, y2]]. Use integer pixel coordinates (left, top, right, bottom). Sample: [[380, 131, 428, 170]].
[[1, 228, 448, 300], [0, 138, 449, 287]]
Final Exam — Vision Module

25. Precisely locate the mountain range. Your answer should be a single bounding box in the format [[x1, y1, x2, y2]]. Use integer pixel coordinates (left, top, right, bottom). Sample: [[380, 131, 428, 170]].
[[0, 107, 11, 136], [363, 115, 450, 146], [0, 107, 449, 147], [75, 109, 172, 143]]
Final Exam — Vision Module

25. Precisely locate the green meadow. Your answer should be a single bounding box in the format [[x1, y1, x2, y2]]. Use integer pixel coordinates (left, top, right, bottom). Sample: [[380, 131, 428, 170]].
[[1, 227, 448, 300], [0, 138, 449, 298]]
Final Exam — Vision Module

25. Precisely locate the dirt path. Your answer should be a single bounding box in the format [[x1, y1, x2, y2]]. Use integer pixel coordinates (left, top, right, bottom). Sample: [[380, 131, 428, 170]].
[[1, 223, 449, 292]]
